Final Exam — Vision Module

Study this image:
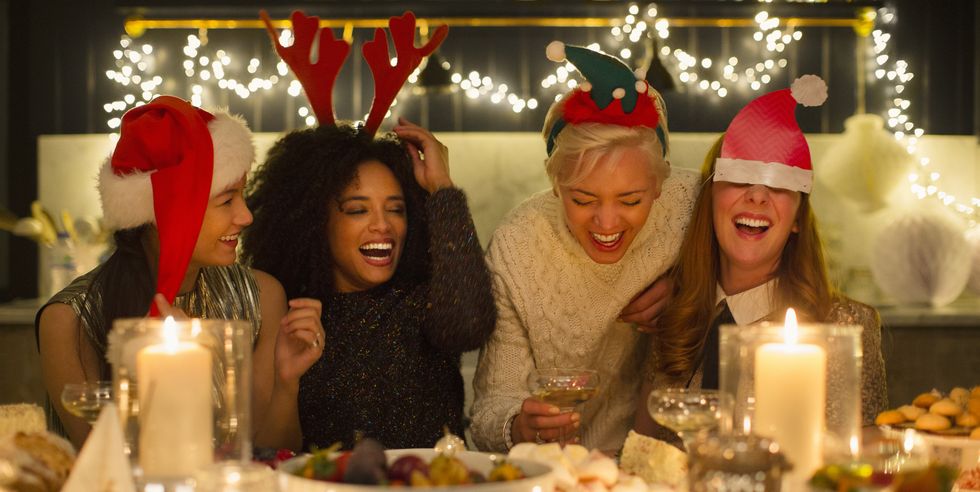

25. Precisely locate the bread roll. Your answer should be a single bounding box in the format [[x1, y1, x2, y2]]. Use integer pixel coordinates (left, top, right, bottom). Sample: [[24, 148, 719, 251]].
[[875, 410, 906, 426], [971, 426, 980, 440], [971, 386, 980, 398], [915, 413, 952, 431], [968, 397, 980, 418], [950, 387, 970, 406], [913, 392, 941, 408], [898, 404, 926, 421], [956, 412, 979, 428], [0, 431, 75, 492], [929, 398, 962, 417]]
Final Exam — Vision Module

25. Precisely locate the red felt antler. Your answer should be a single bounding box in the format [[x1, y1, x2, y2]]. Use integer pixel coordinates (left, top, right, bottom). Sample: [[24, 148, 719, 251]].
[[261, 10, 351, 126], [362, 12, 448, 136]]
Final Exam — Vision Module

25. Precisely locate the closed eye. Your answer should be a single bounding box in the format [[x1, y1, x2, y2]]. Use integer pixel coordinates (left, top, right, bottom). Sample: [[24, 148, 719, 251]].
[[622, 200, 641, 206], [572, 199, 595, 206]]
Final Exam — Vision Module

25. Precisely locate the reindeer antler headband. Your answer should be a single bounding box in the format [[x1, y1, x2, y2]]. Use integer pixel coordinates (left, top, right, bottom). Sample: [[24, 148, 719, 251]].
[[261, 10, 448, 136]]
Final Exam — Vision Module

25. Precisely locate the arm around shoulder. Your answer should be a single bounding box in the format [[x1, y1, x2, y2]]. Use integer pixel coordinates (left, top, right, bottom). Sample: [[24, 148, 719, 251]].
[[422, 187, 497, 353]]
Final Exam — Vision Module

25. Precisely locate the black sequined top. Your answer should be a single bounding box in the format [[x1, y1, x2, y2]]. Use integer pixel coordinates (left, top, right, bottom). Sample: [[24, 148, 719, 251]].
[[298, 188, 496, 450]]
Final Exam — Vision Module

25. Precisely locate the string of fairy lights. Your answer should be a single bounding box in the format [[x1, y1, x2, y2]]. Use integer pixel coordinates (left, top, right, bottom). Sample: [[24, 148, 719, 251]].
[[102, 3, 976, 222], [539, 4, 799, 101], [867, 7, 979, 223]]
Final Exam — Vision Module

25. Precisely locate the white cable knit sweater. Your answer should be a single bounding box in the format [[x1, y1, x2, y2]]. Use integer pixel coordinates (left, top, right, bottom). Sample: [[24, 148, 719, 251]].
[[470, 169, 700, 452]]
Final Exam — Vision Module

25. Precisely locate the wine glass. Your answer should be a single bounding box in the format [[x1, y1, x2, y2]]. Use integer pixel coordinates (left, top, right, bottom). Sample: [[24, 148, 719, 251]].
[[60, 381, 113, 425], [648, 388, 726, 450], [527, 368, 600, 446]]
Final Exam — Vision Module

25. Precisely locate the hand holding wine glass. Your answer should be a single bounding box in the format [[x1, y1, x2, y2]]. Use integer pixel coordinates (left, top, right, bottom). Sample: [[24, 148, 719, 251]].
[[60, 381, 113, 425], [521, 368, 600, 446]]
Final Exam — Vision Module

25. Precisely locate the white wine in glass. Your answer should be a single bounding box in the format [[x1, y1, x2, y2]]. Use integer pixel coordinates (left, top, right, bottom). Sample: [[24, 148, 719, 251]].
[[60, 381, 113, 425], [528, 368, 600, 445], [648, 388, 726, 449]]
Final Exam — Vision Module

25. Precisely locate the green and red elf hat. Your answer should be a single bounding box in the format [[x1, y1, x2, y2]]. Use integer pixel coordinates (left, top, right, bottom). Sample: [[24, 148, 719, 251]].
[[714, 74, 828, 193], [544, 41, 668, 157]]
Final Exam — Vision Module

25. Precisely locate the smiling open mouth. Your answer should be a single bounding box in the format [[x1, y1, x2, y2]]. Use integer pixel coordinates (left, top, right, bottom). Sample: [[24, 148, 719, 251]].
[[590, 231, 624, 250], [734, 217, 771, 235], [359, 242, 394, 265]]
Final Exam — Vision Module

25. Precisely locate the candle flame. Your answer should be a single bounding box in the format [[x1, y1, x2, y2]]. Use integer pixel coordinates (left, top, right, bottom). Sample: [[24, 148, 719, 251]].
[[191, 319, 202, 337], [849, 435, 860, 458], [163, 315, 179, 348], [742, 415, 752, 434], [783, 308, 799, 344]]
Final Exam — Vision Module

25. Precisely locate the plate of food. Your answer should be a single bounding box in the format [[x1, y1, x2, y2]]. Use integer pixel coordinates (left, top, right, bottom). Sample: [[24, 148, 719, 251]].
[[277, 439, 555, 492], [876, 385, 980, 471]]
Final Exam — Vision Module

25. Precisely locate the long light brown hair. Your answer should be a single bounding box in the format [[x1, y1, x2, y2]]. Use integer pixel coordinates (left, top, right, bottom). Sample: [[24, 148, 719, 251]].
[[656, 135, 836, 382]]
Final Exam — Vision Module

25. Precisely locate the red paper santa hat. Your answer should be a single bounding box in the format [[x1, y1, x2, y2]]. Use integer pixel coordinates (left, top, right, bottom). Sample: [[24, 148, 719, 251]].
[[97, 95, 254, 315], [714, 74, 828, 193]]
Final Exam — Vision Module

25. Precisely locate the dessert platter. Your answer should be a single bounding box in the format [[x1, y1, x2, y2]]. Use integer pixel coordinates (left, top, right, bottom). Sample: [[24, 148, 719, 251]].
[[875, 385, 980, 471]]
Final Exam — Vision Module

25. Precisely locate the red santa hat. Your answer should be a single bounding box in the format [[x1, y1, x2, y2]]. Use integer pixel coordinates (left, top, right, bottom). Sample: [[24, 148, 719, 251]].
[[714, 74, 828, 193], [97, 95, 254, 316]]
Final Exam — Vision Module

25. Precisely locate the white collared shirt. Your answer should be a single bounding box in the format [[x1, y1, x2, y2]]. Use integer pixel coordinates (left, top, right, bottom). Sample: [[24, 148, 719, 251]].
[[715, 279, 776, 325]]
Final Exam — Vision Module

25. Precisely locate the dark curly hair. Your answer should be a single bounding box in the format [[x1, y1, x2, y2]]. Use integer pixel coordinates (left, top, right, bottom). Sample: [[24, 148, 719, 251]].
[[242, 124, 430, 300]]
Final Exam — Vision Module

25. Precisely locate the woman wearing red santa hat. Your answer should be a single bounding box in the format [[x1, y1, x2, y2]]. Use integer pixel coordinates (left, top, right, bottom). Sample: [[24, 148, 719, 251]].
[[634, 75, 888, 444], [35, 95, 325, 449]]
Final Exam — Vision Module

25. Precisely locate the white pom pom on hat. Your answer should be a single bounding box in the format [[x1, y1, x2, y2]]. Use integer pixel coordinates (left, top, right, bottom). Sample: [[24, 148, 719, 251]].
[[546, 41, 566, 62], [791, 74, 828, 107]]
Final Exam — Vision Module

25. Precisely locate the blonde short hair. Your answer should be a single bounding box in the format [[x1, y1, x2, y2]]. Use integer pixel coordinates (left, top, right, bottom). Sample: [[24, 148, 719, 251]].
[[541, 90, 671, 191]]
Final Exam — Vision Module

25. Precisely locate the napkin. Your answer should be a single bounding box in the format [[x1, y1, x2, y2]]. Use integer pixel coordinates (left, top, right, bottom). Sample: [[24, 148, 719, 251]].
[[62, 403, 135, 492]]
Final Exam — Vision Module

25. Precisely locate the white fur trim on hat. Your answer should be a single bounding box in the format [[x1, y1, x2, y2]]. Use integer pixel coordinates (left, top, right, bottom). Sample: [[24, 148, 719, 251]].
[[98, 161, 155, 229], [714, 157, 813, 193], [208, 111, 255, 196], [98, 109, 255, 230]]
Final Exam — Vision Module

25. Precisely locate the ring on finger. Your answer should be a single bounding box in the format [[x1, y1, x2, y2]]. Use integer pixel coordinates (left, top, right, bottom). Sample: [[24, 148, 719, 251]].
[[534, 430, 545, 444]]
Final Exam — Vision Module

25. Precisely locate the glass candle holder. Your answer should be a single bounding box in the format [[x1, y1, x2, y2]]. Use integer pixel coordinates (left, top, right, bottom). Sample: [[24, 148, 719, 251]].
[[719, 309, 862, 486], [688, 432, 790, 491], [107, 317, 253, 483]]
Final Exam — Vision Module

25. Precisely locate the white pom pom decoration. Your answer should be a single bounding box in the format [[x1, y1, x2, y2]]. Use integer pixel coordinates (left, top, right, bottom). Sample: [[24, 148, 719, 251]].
[[634, 80, 648, 93], [790, 74, 828, 107], [965, 227, 980, 294], [612, 88, 626, 99], [546, 41, 566, 62], [580, 81, 593, 92], [818, 114, 915, 212], [869, 207, 970, 307]]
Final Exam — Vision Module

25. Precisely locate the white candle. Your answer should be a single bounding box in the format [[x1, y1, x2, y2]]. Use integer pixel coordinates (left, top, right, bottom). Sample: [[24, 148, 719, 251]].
[[754, 308, 826, 481], [137, 316, 213, 477]]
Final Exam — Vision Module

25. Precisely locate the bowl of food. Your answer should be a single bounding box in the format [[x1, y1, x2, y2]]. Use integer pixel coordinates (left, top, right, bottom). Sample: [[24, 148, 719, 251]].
[[278, 440, 555, 492], [875, 385, 980, 471]]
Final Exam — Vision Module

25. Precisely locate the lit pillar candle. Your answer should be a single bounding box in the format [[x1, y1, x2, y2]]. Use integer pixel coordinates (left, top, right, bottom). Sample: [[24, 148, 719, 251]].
[[137, 316, 213, 477], [754, 308, 826, 481]]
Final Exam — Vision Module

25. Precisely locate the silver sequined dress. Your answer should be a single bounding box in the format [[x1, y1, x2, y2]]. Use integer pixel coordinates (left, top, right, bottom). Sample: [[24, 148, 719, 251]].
[[35, 263, 262, 438]]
